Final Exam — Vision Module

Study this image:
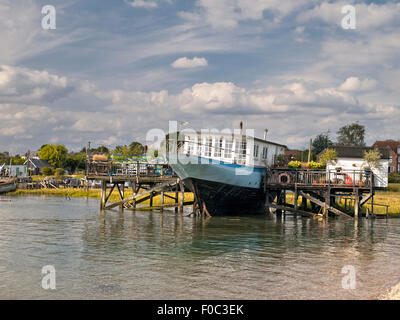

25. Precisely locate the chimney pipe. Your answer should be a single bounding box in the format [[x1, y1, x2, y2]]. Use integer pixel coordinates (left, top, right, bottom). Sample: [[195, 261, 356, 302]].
[[264, 129, 268, 141], [239, 121, 243, 136]]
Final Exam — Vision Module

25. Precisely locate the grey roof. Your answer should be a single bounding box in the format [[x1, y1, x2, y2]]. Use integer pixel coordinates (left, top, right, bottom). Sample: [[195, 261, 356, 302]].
[[320, 146, 390, 159], [24, 158, 53, 169]]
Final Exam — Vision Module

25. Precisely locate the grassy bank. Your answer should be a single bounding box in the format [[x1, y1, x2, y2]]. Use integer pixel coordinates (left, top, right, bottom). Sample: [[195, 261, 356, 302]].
[[9, 188, 194, 206]]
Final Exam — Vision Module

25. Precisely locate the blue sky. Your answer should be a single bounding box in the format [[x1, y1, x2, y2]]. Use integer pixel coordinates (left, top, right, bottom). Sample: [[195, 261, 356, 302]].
[[1, 0, 400, 153]]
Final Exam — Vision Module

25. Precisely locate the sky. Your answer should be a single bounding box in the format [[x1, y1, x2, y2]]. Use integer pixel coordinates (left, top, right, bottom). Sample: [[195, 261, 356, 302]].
[[1, 0, 399, 154]]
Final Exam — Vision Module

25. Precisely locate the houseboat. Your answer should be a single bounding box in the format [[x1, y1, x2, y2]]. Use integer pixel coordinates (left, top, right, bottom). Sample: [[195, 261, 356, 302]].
[[167, 129, 286, 215]]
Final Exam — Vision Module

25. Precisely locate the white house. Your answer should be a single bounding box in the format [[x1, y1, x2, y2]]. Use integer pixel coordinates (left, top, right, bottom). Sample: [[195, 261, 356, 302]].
[[322, 146, 390, 189]]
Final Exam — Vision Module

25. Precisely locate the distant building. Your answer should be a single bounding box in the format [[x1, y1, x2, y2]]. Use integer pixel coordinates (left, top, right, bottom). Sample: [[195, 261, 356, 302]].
[[284, 149, 302, 161], [24, 158, 53, 175], [319, 146, 390, 189], [0, 164, 28, 177], [372, 140, 400, 173]]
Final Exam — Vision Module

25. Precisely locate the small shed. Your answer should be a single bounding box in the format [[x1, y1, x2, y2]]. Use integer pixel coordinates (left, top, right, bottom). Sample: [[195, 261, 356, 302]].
[[24, 158, 53, 175], [320, 146, 390, 189], [0, 164, 28, 177]]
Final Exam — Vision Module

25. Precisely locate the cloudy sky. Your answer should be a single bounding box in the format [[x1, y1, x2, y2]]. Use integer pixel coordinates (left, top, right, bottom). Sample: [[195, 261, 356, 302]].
[[1, 0, 399, 154]]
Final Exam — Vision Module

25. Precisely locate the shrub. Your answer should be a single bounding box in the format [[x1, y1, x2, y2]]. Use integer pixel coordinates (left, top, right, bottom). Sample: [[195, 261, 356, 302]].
[[55, 168, 65, 176], [389, 173, 400, 183], [288, 161, 301, 168], [42, 167, 54, 176], [309, 161, 325, 169]]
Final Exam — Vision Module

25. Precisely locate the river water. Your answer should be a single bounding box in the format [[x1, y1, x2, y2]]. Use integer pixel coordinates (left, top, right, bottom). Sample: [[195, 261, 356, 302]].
[[0, 195, 399, 300]]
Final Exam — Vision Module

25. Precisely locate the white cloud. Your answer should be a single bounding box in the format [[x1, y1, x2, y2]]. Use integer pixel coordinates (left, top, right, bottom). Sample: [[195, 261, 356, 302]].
[[339, 77, 377, 92], [297, 2, 400, 32], [171, 57, 208, 69], [180, 0, 310, 29], [0, 65, 71, 104], [127, 0, 158, 9]]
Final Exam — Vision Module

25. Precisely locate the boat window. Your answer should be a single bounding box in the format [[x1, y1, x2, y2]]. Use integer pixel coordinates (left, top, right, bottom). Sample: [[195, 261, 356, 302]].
[[253, 145, 259, 159], [205, 137, 212, 157], [214, 137, 223, 157], [186, 136, 191, 155], [235, 140, 246, 161], [262, 147, 268, 159], [224, 139, 233, 158]]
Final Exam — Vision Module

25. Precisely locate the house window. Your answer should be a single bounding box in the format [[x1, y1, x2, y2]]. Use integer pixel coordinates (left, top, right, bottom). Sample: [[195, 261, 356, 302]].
[[389, 166, 394, 173], [389, 156, 393, 162], [398, 147, 400, 155], [253, 145, 259, 159], [224, 139, 233, 158]]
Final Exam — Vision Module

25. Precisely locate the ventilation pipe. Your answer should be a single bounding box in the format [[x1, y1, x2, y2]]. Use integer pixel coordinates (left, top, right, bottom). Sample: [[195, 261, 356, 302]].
[[264, 129, 268, 141]]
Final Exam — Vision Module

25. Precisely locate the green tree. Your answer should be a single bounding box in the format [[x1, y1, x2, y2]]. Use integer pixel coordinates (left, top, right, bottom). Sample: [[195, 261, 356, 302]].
[[129, 142, 144, 156], [42, 167, 54, 176], [38, 144, 68, 168], [363, 148, 382, 169], [337, 122, 366, 146], [319, 149, 338, 166], [312, 131, 333, 154]]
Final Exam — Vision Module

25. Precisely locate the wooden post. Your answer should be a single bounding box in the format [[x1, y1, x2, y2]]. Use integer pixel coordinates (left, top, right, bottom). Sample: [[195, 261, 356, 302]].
[[160, 187, 164, 212], [308, 138, 312, 163], [179, 180, 184, 213], [100, 180, 106, 210], [294, 187, 298, 211], [132, 181, 137, 210], [175, 179, 179, 213], [119, 183, 125, 211], [354, 189, 359, 218]]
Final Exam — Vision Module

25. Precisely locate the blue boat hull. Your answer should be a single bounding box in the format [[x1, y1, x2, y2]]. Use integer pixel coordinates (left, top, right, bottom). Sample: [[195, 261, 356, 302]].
[[168, 154, 270, 215]]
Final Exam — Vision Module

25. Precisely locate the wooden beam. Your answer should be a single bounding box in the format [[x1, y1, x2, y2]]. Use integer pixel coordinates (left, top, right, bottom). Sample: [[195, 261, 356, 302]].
[[105, 180, 177, 210], [299, 191, 351, 219], [266, 202, 314, 217]]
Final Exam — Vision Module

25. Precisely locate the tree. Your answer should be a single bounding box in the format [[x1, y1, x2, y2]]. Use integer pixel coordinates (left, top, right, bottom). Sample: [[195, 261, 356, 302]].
[[129, 142, 144, 156], [42, 167, 54, 176], [319, 149, 338, 166], [363, 148, 382, 169], [312, 131, 333, 154], [38, 144, 68, 168], [337, 122, 366, 146]]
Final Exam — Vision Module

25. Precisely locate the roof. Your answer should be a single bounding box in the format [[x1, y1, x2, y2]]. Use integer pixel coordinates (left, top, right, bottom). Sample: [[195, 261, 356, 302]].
[[319, 146, 390, 159], [24, 158, 53, 169], [372, 140, 400, 153]]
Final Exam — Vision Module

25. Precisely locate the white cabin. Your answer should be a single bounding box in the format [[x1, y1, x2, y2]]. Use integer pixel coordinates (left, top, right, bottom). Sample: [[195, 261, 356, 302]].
[[323, 146, 390, 189], [180, 132, 286, 167]]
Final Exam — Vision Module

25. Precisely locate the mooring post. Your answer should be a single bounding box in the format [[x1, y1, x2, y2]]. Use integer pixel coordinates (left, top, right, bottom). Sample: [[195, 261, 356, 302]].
[[354, 189, 359, 218], [175, 179, 179, 213], [179, 180, 184, 213], [100, 180, 106, 210], [119, 183, 125, 211], [132, 181, 137, 210], [160, 187, 164, 212], [294, 186, 298, 211]]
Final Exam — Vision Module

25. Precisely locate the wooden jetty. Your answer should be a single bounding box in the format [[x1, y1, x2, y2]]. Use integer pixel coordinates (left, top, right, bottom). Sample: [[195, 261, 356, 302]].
[[264, 168, 378, 219], [86, 159, 193, 212]]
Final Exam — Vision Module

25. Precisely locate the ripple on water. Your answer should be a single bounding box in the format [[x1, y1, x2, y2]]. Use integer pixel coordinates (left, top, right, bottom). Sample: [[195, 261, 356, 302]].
[[1, 196, 400, 299]]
